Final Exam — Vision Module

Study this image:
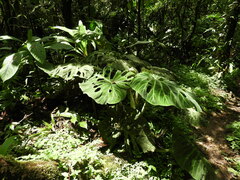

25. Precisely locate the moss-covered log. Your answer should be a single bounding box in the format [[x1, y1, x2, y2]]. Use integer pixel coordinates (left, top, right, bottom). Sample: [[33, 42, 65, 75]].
[[0, 155, 60, 180]]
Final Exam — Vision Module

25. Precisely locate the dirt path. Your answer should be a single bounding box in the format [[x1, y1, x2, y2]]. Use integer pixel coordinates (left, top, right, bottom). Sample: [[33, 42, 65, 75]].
[[196, 91, 240, 180]]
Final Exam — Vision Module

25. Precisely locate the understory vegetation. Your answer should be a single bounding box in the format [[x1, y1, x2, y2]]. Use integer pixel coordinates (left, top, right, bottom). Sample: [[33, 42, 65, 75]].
[[0, 0, 240, 179]]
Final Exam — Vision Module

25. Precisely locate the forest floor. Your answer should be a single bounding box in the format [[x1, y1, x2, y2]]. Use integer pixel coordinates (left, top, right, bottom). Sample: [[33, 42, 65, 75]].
[[196, 89, 240, 180]]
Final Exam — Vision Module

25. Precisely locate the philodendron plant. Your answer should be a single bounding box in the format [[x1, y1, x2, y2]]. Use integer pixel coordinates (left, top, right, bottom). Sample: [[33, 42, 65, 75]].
[[0, 21, 217, 180], [0, 25, 201, 155], [79, 64, 201, 153], [0, 20, 102, 83]]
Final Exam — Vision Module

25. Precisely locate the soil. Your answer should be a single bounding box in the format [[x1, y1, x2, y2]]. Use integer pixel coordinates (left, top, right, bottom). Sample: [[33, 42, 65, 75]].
[[196, 89, 240, 180]]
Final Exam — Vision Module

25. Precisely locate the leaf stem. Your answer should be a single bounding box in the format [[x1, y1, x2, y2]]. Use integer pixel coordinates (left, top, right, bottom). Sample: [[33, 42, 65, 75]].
[[134, 102, 146, 120]]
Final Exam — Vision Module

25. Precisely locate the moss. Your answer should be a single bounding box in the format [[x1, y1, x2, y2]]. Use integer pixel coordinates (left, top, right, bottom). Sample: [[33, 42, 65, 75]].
[[0, 155, 60, 180], [102, 154, 126, 174]]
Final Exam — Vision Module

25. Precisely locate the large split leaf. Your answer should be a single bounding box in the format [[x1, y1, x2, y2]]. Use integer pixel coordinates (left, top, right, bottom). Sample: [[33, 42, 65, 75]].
[[51, 64, 94, 80], [38, 62, 94, 80], [79, 69, 135, 104], [27, 42, 46, 64], [0, 53, 22, 82], [130, 71, 201, 111], [173, 129, 218, 180]]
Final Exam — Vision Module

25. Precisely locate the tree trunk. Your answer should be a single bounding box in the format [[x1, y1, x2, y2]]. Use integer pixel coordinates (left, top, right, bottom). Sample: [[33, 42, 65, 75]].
[[61, 0, 73, 28], [221, 0, 240, 64], [1, 0, 12, 35], [137, 0, 142, 40]]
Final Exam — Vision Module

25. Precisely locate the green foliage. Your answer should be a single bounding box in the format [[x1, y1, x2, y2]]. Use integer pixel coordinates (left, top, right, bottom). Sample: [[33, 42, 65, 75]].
[[41, 63, 94, 80], [225, 157, 240, 178], [51, 109, 88, 129], [1, 0, 239, 179], [14, 118, 161, 180], [173, 128, 218, 180], [0, 33, 47, 82], [226, 121, 240, 150], [224, 68, 240, 95], [131, 71, 201, 111], [0, 136, 17, 155], [0, 35, 22, 42], [0, 53, 22, 82], [80, 69, 135, 105], [27, 41, 46, 64], [52, 20, 104, 56], [174, 66, 225, 112]]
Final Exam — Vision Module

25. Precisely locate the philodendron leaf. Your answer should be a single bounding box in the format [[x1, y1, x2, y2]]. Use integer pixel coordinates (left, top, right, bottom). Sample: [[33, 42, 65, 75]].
[[79, 69, 135, 104], [27, 41, 46, 64], [0, 53, 22, 82], [50, 63, 94, 80], [173, 129, 218, 180], [130, 71, 201, 111], [38, 62, 94, 80]]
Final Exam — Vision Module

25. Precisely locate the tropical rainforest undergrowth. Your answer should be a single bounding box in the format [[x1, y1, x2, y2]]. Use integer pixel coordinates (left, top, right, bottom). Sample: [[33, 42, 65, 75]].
[[0, 0, 240, 180]]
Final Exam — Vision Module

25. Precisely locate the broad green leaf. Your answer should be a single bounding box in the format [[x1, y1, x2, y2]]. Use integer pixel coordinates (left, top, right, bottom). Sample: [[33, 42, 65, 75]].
[[52, 26, 77, 37], [173, 129, 218, 180], [0, 53, 22, 82], [27, 42, 46, 64], [130, 71, 201, 111], [0, 35, 22, 42], [79, 69, 135, 104], [36, 61, 55, 74], [0, 136, 17, 155], [77, 20, 87, 34], [53, 36, 74, 43], [45, 42, 73, 50], [48, 63, 94, 80], [79, 121, 88, 129], [136, 129, 156, 153]]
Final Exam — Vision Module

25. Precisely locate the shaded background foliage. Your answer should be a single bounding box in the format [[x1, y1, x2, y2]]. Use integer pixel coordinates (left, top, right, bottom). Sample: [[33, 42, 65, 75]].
[[0, 0, 239, 68]]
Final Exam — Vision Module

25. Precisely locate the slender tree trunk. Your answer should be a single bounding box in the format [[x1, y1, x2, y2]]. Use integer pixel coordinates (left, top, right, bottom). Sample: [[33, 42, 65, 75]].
[[188, 0, 201, 41], [0, 4, 4, 34], [222, 0, 240, 64], [88, 0, 91, 19], [61, 0, 73, 28], [1, 0, 12, 35], [137, 0, 142, 56], [137, 0, 141, 40]]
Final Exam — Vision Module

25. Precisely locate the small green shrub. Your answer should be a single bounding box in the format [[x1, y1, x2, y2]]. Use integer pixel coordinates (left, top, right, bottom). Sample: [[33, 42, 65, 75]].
[[224, 68, 240, 95], [226, 121, 240, 150], [225, 157, 240, 178]]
